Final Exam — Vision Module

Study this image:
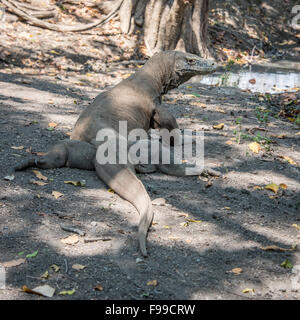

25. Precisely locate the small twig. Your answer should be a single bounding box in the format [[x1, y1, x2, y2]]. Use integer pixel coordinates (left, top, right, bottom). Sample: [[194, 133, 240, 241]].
[[60, 224, 85, 236], [83, 237, 112, 243], [64, 258, 68, 273]]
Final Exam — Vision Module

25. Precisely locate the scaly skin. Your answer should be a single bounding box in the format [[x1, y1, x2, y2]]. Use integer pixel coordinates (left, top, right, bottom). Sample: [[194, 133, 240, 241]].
[[15, 51, 218, 257]]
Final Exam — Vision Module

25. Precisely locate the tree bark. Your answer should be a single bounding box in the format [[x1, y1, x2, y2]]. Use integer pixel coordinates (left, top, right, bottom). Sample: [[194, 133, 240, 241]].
[[119, 0, 212, 58]]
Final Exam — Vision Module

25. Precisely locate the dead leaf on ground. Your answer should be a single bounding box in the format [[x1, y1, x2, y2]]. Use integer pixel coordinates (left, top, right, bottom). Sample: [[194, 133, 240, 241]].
[[95, 285, 104, 291], [52, 191, 63, 199], [48, 122, 57, 128], [264, 183, 279, 194], [281, 156, 297, 166], [242, 288, 255, 293], [190, 101, 207, 108], [147, 280, 158, 286], [215, 107, 226, 113], [212, 123, 224, 130], [260, 245, 294, 252], [11, 146, 24, 150], [72, 264, 86, 271], [292, 224, 300, 231], [121, 73, 132, 79], [61, 234, 79, 245], [279, 183, 287, 190], [58, 289, 76, 295], [178, 213, 189, 218], [230, 267, 243, 275], [40, 271, 50, 279], [51, 264, 60, 272], [270, 133, 286, 139], [1, 258, 25, 268], [23, 285, 55, 298], [248, 142, 261, 154], [32, 170, 47, 181], [31, 180, 48, 186], [186, 219, 202, 223]]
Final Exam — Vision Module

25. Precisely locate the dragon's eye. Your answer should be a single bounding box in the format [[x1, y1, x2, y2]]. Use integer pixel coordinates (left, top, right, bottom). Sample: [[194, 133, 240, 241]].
[[187, 58, 197, 65]]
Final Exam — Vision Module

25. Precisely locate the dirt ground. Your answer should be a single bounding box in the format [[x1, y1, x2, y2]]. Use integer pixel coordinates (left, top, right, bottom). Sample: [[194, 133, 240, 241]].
[[0, 1, 300, 301]]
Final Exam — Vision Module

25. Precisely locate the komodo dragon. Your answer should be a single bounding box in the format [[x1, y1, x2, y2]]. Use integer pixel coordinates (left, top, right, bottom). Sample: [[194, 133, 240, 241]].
[[15, 51, 217, 256]]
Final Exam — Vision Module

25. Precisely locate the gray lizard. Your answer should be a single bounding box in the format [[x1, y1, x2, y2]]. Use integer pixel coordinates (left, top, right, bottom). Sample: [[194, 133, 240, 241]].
[[15, 51, 218, 256]]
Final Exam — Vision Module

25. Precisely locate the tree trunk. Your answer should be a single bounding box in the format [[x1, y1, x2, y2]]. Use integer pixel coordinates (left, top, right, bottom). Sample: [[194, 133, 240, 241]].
[[119, 0, 212, 58]]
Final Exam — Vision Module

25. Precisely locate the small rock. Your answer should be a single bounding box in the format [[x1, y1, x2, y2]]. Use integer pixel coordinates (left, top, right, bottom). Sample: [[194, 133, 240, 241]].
[[136, 258, 144, 264], [4, 174, 14, 181], [152, 198, 167, 206]]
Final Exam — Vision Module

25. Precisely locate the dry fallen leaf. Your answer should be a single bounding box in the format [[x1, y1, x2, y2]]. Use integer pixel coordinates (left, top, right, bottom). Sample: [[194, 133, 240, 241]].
[[225, 140, 233, 145], [178, 213, 189, 218], [48, 122, 57, 128], [292, 224, 300, 231], [40, 271, 50, 279], [31, 180, 48, 186], [253, 186, 263, 190], [23, 285, 55, 298], [242, 288, 255, 293], [61, 234, 79, 245], [52, 191, 63, 199], [264, 183, 279, 194], [121, 73, 132, 79], [72, 264, 86, 271], [58, 289, 76, 295], [1, 258, 25, 268], [212, 123, 224, 130], [270, 133, 286, 139], [32, 170, 48, 181], [261, 245, 293, 252], [147, 280, 158, 286], [215, 107, 226, 113], [248, 142, 261, 154], [187, 219, 202, 223], [282, 156, 297, 166], [11, 146, 24, 150], [279, 183, 287, 190], [190, 101, 207, 108], [231, 267, 243, 275], [95, 285, 104, 291], [51, 264, 60, 272]]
